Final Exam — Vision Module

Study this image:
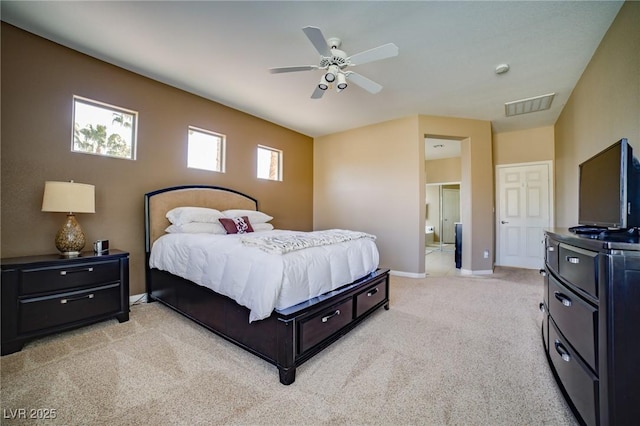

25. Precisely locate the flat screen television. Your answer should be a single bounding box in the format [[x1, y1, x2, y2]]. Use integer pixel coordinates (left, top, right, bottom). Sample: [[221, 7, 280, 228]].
[[578, 138, 640, 230]]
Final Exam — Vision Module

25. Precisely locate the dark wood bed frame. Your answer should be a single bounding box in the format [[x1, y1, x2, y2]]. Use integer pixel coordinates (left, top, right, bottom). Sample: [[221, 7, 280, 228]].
[[144, 185, 390, 384]]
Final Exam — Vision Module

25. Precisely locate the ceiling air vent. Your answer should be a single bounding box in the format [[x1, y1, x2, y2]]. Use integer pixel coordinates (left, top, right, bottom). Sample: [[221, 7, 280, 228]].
[[505, 93, 555, 117]]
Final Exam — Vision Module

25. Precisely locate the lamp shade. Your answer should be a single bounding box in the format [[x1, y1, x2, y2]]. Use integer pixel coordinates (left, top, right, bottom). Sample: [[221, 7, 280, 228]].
[[42, 181, 95, 213]]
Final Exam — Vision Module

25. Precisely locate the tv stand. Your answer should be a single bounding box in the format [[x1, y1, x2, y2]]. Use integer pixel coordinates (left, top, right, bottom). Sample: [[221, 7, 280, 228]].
[[542, 229, 640, 425]]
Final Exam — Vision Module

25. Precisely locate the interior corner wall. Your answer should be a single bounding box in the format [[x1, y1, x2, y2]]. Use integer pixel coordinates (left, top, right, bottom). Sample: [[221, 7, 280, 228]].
[[554, 2, 640, 227], [1, 23, 314, 296], [419, 116, 493, 273], [313, 116, 423, 275]]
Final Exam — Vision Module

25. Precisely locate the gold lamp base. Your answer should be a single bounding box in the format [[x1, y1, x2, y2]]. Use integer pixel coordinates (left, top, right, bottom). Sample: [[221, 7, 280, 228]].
[[55, 214, 86, 257]]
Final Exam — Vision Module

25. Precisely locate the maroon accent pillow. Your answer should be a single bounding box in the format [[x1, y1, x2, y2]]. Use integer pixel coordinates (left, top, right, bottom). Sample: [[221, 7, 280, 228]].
[[218, 216, 254, 234]]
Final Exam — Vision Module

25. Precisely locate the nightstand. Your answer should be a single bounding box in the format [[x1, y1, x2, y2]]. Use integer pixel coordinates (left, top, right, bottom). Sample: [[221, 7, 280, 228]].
[[1, 250, 130, 355]]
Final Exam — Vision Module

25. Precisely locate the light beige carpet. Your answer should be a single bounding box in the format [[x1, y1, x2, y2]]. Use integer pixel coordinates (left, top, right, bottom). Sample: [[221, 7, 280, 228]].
[[1, 268, 577, 425]]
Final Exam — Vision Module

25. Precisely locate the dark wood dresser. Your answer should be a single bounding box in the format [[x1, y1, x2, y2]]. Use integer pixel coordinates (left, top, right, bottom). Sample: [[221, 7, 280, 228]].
[[1, 250, 130, 355], [541, 229, 640, 425]]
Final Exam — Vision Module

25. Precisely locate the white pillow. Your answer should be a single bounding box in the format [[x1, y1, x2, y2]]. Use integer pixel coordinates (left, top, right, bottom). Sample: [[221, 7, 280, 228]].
[[166, 207, 224, 225], [222, 209, 273, 224], [252, 223, 274, 232], [165, 222, 227, 234]]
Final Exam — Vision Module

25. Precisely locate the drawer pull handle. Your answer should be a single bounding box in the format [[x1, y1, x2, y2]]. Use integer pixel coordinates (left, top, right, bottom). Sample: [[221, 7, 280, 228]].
[[547, 246, 555, 252], [367, 288, 379, 297], [554, 291, 572, 307], [554, 340, 571, 362], [61, 294, 94, 304], [321, 309, 341, 323], [566, 256, 580, 264], [60, 267, 94, 276]]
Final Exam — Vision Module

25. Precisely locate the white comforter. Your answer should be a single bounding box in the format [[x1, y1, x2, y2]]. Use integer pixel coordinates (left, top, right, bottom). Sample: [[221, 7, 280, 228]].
[[149, 230, 380, 322]]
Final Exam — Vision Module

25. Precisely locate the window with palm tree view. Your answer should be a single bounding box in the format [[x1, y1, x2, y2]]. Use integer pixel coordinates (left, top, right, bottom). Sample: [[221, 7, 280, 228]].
[[257, 145, 282, 181], [72, 96, 137, 160]]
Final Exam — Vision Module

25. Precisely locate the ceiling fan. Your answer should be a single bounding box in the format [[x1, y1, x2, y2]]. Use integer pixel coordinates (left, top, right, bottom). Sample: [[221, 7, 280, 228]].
[[269, 26, 399, 99]]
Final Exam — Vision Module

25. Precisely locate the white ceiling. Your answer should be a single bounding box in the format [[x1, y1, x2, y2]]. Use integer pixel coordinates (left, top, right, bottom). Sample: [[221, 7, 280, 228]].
[[1, 1, 623, 138]]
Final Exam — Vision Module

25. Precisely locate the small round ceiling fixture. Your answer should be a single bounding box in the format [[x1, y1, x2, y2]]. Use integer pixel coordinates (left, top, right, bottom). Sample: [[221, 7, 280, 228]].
[[495, 63, 510, 75]]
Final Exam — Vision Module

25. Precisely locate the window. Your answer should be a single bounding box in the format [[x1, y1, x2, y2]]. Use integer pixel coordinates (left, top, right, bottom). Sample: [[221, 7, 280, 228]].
[[72, 96, 137, 160], [257, 145, 282, 181], [187, 126, 225, 172]]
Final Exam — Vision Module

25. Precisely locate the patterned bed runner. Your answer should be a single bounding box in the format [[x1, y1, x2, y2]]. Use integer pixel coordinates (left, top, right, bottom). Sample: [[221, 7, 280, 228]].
[[241, 229, 376, 255]]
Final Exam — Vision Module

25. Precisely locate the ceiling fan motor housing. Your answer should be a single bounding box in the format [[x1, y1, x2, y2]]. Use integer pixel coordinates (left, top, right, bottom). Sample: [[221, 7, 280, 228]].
[[320, 48, 348, 69]]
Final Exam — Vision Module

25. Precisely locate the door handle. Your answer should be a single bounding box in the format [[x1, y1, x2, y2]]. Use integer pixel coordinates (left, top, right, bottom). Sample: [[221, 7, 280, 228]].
[[501, 220, 509, 224]]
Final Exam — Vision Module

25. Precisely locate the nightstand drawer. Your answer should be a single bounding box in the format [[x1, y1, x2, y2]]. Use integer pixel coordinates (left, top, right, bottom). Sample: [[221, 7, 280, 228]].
[[299, 298, 353, 354], [355, 280, 387, 317], [18, 283, 121, 334], [20, 259, 121, 295]]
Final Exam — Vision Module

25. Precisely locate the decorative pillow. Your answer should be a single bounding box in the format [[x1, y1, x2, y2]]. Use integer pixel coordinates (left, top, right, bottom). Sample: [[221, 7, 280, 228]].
[[165, 222, 227, 234], [252, 223, 274, 232], [166, 207, 224, 225], [222, 209, 273, 224], [219, 216, 255, 234]]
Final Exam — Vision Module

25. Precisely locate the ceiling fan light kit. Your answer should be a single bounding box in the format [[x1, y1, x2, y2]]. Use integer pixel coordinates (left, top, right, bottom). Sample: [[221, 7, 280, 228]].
[[270, 26, 398, 99]]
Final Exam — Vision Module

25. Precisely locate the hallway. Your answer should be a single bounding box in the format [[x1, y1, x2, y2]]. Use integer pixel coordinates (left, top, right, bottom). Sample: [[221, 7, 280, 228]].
[[425, 245, 460, 277]]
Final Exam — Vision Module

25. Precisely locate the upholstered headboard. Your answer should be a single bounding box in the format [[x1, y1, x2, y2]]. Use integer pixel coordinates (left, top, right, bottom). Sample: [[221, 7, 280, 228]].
[[144, 185, 258, 254]]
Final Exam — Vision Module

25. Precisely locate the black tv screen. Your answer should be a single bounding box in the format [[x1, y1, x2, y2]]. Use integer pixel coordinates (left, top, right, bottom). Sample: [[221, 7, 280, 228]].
[[578, 138, 639, 229]]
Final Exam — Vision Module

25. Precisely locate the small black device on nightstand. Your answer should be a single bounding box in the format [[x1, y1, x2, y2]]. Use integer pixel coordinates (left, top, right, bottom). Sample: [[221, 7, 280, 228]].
[[93, 239, 109, 254]]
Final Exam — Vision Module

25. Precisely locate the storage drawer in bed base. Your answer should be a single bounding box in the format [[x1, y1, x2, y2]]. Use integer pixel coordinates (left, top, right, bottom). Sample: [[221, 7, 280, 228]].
[[148, 268, 390, 385]]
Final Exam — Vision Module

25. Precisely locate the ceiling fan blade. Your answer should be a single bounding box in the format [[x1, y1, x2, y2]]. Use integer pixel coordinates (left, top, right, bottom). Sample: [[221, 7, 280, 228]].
[[345, 72, 383, 94], [302, 26, 331, 56], [269, 65, 318, 74], [348, 43, 399, 66], [311, 86, 326, 99]]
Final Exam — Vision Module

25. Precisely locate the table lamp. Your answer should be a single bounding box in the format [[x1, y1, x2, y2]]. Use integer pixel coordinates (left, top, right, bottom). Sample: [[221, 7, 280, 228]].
[[42, 181, 95, 257]]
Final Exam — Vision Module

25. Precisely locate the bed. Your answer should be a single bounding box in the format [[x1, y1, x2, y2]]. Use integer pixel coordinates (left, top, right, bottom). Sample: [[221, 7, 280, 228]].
[[144, 185, 390, 384]]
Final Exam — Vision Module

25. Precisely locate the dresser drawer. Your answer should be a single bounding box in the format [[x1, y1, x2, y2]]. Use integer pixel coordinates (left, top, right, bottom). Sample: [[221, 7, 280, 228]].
[[355, 280, 387, 317], [545, 236, 560, 275], [548, 275, 598, 371], [18, 283, 121, 334], [299, 298, 353, 354], [549, 320, 598, 426], [20, 260, 121, 295], [558, 244, 598, 298]]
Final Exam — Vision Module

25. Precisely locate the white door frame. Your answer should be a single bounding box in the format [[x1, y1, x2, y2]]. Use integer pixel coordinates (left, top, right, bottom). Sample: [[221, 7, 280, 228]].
[[495, 160, 554, 268]]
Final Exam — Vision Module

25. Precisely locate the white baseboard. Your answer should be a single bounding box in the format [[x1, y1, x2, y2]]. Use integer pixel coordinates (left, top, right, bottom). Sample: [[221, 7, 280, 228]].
[[390, 270, 427, 279], [460, 268, 494, 275], [129, 293, 148, 304]]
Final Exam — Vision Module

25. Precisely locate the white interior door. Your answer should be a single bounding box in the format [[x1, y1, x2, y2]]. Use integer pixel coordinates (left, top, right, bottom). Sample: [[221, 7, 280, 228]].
[[442, 188, 460, 244], [496, 163, 551, 269]]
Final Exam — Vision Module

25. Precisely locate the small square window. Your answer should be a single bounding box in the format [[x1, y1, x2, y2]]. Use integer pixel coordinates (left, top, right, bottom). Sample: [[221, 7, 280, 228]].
[[257, 145, 282, 181], [188, 126, 225, 172], [72, 96, 137, 160]]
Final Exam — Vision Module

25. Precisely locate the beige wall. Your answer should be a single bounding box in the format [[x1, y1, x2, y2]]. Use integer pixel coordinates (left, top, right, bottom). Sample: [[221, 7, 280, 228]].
[[493, 126, 554, 166], [425, 157, 461, 183], [314, 116, 423, 274], [315, 114, 493, 275], [554, 2, 639, 227], [1, 23, 314, 295]]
